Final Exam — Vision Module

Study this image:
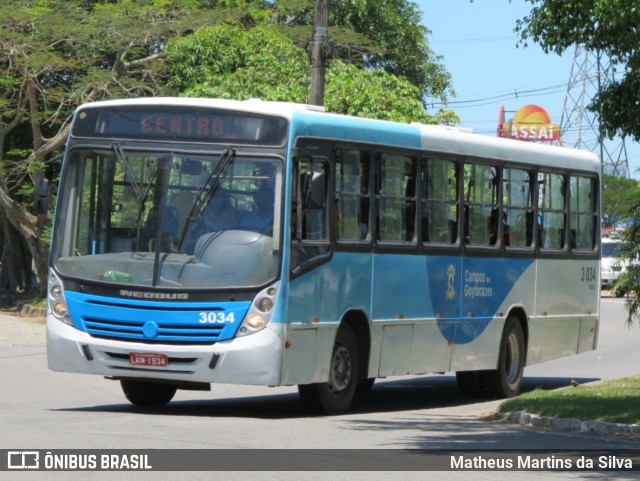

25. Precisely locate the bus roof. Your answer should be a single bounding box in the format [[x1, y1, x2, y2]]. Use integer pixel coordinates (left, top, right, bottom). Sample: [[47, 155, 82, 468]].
[[76, 97, 600, 173], [74, 96, 325, 117], [412, 122, 600, 173]]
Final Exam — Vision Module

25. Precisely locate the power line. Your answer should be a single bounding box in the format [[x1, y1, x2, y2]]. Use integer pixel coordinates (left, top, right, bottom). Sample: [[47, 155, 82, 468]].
[[428, 81, 594, 109]]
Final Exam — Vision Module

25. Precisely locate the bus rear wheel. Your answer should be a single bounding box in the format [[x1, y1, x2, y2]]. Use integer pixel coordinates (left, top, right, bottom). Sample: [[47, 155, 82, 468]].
[[484, 316, 525, 398], [120, 380, 177, 407], [456, 317, 525, 398], [298, 324, 359, 415]]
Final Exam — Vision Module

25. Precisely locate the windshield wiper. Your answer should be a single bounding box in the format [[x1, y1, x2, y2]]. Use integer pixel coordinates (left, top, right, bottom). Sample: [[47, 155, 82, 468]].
[[112, 141, 144, 200], [178, 147, 237, 250]]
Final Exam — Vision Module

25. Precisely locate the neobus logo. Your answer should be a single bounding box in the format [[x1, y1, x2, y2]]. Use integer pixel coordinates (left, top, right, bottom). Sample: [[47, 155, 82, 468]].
[[120, 290, 189, 300]]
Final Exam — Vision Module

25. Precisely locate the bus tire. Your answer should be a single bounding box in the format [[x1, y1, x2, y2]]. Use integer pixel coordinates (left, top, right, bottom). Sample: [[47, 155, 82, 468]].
[[298, 324, 359, 415], [120, 380, 177, 407], [484, 316, 525, 398]]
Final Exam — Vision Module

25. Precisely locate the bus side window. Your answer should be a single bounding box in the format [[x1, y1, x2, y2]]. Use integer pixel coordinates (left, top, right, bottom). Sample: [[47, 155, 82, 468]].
[[464, 162, 497, 246], [570, 174, 597, 251], [334, 148, 370, 241], [422, 157, 458, 245], [504, 167, 534, 248], [375, 151, 416, 243], [538, 171, 566, 250]]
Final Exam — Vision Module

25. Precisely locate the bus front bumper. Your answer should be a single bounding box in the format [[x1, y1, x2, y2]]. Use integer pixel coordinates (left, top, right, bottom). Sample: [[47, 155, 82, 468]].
[[46, 315, 284, 386]]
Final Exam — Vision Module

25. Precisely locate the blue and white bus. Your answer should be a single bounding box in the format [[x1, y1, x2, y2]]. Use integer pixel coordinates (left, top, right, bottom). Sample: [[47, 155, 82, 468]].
[[47, 98, 600, 414]]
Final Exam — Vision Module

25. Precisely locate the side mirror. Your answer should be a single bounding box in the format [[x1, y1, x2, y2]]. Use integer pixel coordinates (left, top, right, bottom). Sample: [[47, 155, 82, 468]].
[[34, 178, 50, 215]]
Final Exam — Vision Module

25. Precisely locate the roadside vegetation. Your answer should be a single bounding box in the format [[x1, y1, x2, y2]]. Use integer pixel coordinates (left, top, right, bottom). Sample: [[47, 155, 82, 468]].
[[499, 376, 640, 426], [0, 0, 457, 301]]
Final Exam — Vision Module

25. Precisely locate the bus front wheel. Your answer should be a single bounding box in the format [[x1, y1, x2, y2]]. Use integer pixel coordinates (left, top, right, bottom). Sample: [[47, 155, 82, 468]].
[[298, 324, 359, 415], [120, 379, 177, 407]]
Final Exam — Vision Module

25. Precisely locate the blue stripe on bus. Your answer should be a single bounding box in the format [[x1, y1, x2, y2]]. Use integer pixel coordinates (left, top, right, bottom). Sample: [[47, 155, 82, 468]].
[[64, 291, 250, 343], [427, 255, 535, 344], [290, 112, 423, 147], [288, 252, 535, 345]]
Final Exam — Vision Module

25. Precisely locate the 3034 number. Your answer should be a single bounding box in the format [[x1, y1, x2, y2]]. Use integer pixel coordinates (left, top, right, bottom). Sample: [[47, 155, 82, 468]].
[[198, 312, 236, 324], [581, 266, 597, 283]]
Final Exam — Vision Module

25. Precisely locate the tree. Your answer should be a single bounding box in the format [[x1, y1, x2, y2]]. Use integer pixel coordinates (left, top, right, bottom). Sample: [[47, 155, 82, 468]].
[[514, 0, 640, 141], [166, 24, 311, 102], [166, 23, 456, 124], [609, 176, 640, 318], [601, 174, 640, 229], [517, 1, 640, 325], [328, 0, 453, 105], [266, 0, 454, 107], [611, 221, 640, 325], [1, 0, 456, 297], [0, 0, 225, 295]]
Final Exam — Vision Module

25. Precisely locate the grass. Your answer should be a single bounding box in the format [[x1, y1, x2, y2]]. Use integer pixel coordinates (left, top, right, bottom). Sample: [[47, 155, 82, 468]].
[[499, 376, 640, 425]]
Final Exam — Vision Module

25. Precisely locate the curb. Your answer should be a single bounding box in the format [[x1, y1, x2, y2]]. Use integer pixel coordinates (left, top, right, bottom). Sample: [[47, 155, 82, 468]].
[[495, 411, 640, 440], [15, 304, 47, 318]]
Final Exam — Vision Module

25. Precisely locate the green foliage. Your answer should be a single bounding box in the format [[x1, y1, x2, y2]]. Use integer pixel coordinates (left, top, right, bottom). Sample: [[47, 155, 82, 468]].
[[166, 23, 457, 124], [325, 62, 438, 124], [515, 0, 640, 141], [328, 0, 453, 103], [0, 0, 458, 293], [611, 214, 640, 323], [601, 174, 640, 227], [261, 0, 455, 107], [166, 24, 309, 101]]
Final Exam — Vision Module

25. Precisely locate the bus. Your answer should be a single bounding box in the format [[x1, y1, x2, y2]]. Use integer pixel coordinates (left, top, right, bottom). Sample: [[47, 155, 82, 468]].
[[46, 97, 600, 414]]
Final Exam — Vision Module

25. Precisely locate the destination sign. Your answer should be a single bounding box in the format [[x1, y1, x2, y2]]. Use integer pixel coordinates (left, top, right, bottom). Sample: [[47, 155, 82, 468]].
[[72, 105, 288, 146]]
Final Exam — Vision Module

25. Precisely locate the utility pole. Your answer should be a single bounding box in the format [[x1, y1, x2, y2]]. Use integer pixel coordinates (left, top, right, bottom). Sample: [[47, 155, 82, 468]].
[[308, 0, 329, 106]]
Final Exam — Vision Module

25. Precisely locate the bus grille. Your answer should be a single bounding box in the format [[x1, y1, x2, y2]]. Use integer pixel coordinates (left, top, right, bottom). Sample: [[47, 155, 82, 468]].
[[83, 317, 223, 344]]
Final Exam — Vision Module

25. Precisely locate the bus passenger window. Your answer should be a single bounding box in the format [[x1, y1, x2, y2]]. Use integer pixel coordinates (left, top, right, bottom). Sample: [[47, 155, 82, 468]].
[[538, 171, 566, 250], [570, 174, 597, 251], [504, 167, 534, 248], [422, 157, 459, 244], [464, 162, 498, 246], [335, 148, 370, 241], [375, 152, 416, 243]]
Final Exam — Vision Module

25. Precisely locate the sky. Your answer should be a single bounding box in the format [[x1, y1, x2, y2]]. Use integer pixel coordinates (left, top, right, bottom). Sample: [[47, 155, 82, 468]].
[[414, 0, 640, 177]]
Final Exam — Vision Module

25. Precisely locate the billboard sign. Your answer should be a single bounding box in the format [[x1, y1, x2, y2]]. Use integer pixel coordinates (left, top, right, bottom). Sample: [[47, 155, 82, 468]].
[[498, 104, 560, 142]]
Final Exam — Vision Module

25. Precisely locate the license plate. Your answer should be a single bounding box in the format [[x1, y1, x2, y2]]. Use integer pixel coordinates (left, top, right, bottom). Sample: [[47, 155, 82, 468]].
[[129, 352, 168, 368]]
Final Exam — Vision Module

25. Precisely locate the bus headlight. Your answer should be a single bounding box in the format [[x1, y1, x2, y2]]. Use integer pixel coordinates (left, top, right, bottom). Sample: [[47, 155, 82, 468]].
[[48, 270, 72, 325], [237, 282, 279, 337], [52, 301, 68, 317], [246, 314, 266, 329], [257, 297, 273, 313]]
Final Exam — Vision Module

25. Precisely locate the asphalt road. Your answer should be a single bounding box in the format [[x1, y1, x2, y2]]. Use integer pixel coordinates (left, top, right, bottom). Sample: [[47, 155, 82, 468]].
[[1, 297, 639, 481]]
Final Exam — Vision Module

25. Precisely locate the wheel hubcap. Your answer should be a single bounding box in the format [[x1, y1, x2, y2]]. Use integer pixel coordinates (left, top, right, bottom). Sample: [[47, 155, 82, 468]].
[[505, 332, 522, 387], [328, 345, 352, 394]]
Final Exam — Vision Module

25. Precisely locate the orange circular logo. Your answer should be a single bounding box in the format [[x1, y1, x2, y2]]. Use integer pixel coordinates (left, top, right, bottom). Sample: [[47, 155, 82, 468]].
[[512, 105, 552, 125]]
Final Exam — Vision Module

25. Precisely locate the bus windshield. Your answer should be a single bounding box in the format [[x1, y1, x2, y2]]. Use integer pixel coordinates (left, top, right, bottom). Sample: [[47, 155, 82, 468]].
[[51, 147, 282, 289]]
